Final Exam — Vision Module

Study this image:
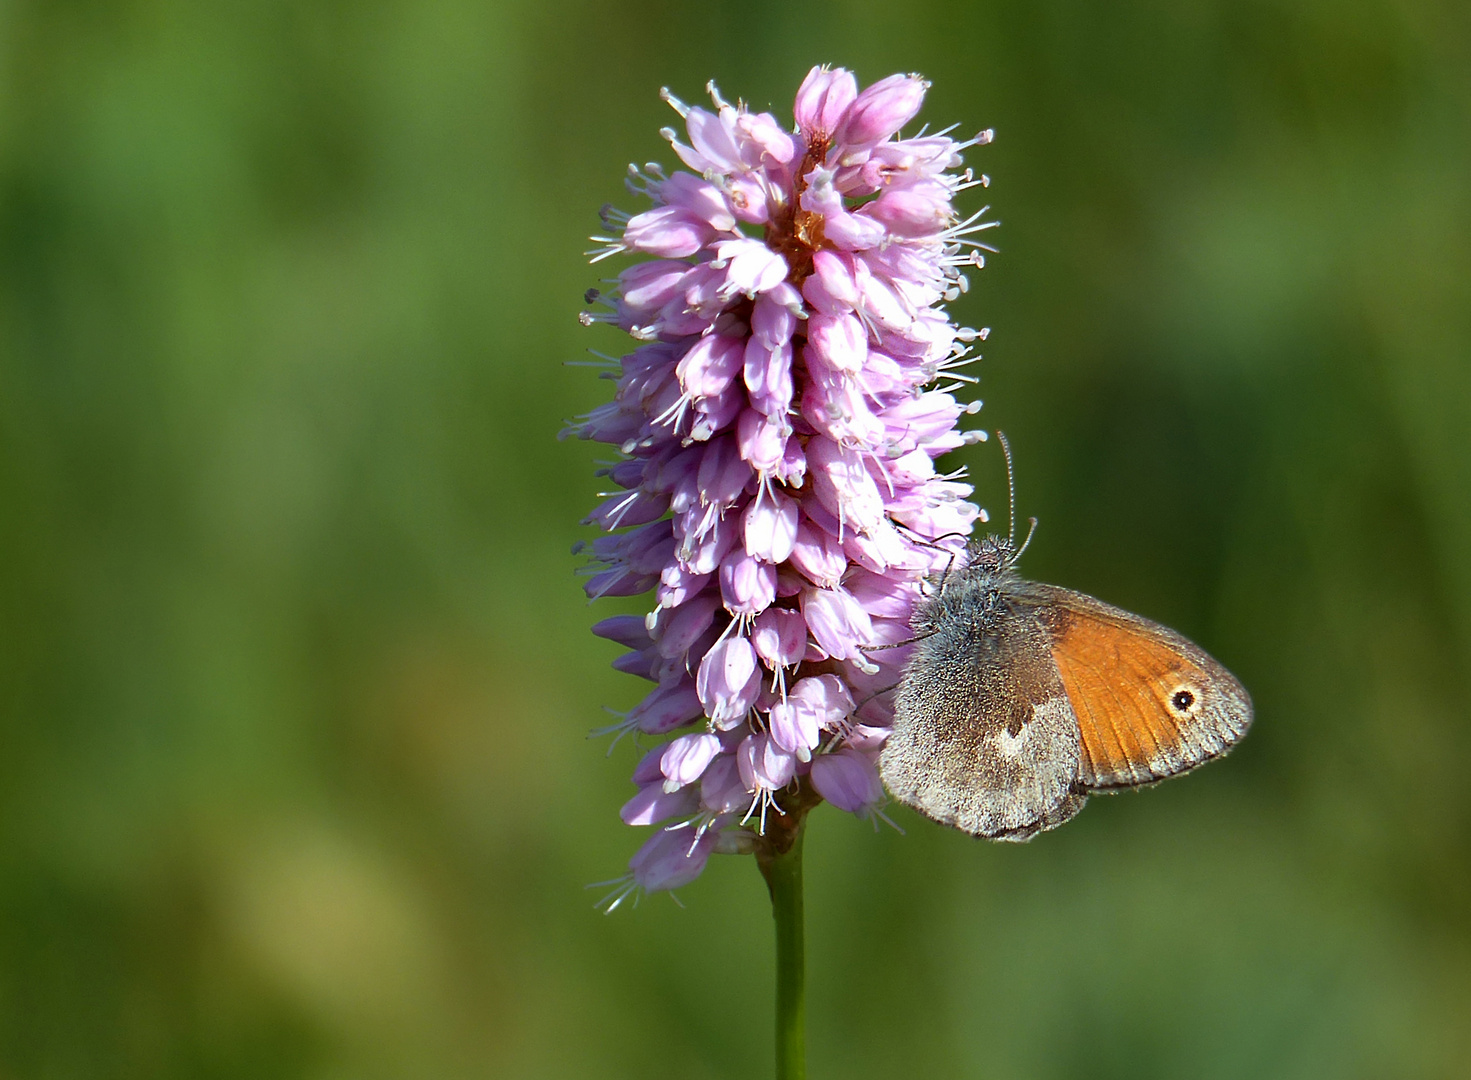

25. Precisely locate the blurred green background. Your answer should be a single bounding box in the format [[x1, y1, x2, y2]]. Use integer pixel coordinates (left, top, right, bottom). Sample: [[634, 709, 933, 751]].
[[2, 0, 1469, 1076]]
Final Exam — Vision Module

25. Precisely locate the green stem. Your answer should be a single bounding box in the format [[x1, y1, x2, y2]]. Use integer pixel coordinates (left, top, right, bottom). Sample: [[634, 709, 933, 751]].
[[759, 816, 807, 1080]]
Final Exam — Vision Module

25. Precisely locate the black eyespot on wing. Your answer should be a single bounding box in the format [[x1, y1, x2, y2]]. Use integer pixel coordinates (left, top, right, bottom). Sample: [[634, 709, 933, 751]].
[[1171, 689, 1194, 712]]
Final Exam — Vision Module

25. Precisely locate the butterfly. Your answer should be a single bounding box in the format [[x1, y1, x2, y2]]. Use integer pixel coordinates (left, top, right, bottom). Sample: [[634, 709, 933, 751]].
[[878, 443, 1252, 840]]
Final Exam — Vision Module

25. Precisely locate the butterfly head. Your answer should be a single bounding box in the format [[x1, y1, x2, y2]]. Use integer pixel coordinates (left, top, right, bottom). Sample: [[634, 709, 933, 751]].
[[915, 530, 1025, 636], [966, 533, 1018, 576], [964, 514, 1037, 579]]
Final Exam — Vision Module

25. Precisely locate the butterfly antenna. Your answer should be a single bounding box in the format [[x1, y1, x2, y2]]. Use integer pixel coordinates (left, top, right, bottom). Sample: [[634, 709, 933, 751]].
[[1013, 516, 1039, 561], [997, 430, 1017, 545]]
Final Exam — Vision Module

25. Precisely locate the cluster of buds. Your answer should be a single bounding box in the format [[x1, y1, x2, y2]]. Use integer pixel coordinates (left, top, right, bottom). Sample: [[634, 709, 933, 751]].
[[567, 67, 995, 907]]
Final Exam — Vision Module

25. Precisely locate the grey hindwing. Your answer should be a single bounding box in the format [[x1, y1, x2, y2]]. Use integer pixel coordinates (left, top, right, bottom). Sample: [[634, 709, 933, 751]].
[[880, 603, 1086, 841]]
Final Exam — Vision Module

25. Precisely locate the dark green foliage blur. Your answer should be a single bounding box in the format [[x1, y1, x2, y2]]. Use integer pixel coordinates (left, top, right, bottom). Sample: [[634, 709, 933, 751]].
[[2, 1, 1468, 1076]]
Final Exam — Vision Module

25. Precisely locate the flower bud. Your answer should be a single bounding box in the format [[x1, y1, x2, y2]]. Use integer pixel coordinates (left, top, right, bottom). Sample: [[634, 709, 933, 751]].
[[794, 66, 858, 137], [810, 749, 885, 813], [834, 73, 928, 153]]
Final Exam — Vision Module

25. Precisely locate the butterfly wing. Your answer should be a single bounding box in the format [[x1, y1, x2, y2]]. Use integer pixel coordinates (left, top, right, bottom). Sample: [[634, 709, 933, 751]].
[[881, 605, 1087, 840], [1004, 580, 1253, 791]]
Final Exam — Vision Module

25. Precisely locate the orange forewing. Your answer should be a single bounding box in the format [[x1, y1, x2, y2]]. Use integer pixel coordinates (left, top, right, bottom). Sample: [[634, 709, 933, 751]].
[[1044, 605, 1228, 791]]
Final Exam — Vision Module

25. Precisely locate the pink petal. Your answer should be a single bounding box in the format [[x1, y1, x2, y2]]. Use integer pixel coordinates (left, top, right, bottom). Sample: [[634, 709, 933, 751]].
[[806, 312, 869, 374], [794, 65, 858, 137], [768, 698, 820, 758], [801, 585, 875, 662], [654, 171, 737, 231], [700, 753, 748, 813], [737, 733, 798, 790], [628, 826, 715, 892], [713, 238, 789, 297], [835, 73, 928, 153], [810, 749, 885, 813], [660, 732, 724, 790], [629, 680, 705, 734], [621, 781, 700, 825], [742, 489, 799, 563], [751, 606, 807, 669], [622, 205, 714, 257], [718, 548, 777, 615], [696, 635, 762, 728], [788, 674, 856, 728], [807, 437, 886, 535]]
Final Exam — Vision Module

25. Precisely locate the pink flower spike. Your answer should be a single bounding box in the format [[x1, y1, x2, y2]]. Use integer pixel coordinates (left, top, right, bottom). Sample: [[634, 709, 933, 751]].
[[844, 567, 920, 620], [656, 564, 711, 610], [676, 333, 745, 400], [725, 174, 771, 225], [676, 509, 738, 576], [579, 68, 993, 886], [843, 723, 892, 752], [886, 448, 937, 487], [633, 743, 668, 784], [585, 488, 670, 531], [736, 110, 798, 169], [801, 364, 885, 449], [809, 749, 885, 814], [695, 434, 753, 510], [584, 567, 658, 599], [684, 106, 745, 175], [750, 285, 801, 346], [803, 250, 860, 316], [842, 519, 927, 576], [742, 338, 794, 418], [777, 434, 807, 488], [689, 381, 743, 441], [619, 260, 692, 317], [611, 645, 661, 681], [799, 167, 886, 250], [807, 438, 886, 536], [823, 207, 889, 252], [861, 181, 954, 238]]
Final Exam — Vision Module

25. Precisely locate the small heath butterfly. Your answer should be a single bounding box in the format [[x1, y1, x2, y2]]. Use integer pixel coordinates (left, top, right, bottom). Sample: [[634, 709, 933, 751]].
[[879, 437, 1252, 839]]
